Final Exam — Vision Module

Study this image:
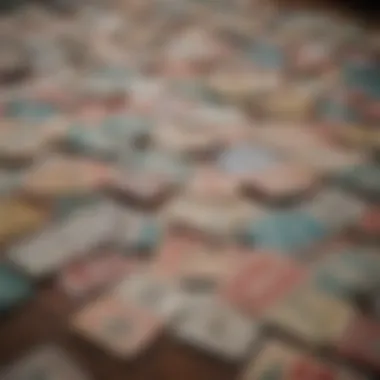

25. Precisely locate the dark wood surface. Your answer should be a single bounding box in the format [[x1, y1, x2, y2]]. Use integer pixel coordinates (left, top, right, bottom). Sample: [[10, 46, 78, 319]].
[[0, 282, 241, 380]]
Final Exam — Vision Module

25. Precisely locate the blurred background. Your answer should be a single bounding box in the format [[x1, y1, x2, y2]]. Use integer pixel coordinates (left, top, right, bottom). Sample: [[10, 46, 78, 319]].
[[0, 1, 379, 380]]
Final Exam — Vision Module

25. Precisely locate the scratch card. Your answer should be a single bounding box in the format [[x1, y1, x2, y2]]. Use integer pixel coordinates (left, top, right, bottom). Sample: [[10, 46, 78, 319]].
[[338, 316, 380, 371], [59, 251, 135, 298], [113, 273, 184, 321], [115, 210, 162, 252], [178, 245, 243, 288], [306, 190, 366, 233], [4, 98, 58, 122], [254, 125, 325, 154], [0, 345, 90, 380], [186, 166, 239, 201], [217, 143, 279, 179], [265, 288, 354, 345], [0, 124, 54, 161], [149, 235, 195, 281], [23, 156, 111, 197], [164, 195, 255, 237], [312, 248, 380, 299], [246, 163, 318, 200], [8, 201, 116, 277], [264, 86, 314, 122], [65, 126, 117, 161], [222, 254, 305, 317], [241, 210, 328, 254], [295, 144, 364, 174], [242, 340, 367, 380], [71, 295, 162, 358], [173, 295, 258, 360], [111, 170, 171, 203], [152, 122, 217, 154], [0, 197, 49, 245]]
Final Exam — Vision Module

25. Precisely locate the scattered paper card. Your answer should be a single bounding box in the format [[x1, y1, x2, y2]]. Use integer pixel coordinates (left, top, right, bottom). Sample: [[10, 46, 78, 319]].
[[173, 295, 258, 360], [71, 295, 162, 358]]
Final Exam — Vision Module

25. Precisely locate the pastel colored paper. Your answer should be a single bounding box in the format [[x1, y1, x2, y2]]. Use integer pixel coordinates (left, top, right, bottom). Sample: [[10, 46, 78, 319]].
[[115, 210, 162, 252], [242, 340, 366, 380], [65, 126, 117, 160], [152, 122, 218, 154], [247, 41, 285, 70], [4, 98, 58, 122], [218, 144, 279, 178], [59, 252, 135, 298], [173, 295, 258, 360], [0, 263, 33, 313], [0, 124, 54, 161], [178, 245, 243, 287], [113, 273, 184, 320], [186, 166, 240, 202], [264, 87, 315, 121], [253, 125, 326, 154], [9, 201, 117, 277], [149, 236, 195, 280], [241, 210, 328, 254], [112, 170, 172, 201], [23, 156, 111, 197], [164, 196, 255, 237], [0, 197, 49, 245], [71, 295, 162, 357], [305, 190, 366, 232], [0, 345, 90, 380], [246, 163, 317, 199], [312, 248, 380, 299], [265, 288, 354, 345], [222, 254, 306, 317]]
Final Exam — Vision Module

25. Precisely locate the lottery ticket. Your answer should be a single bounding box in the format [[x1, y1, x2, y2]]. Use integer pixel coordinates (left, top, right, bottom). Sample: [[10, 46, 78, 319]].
[[173, 294, 258, 360], [0, 345, 90, 380], [8, 201, 117, 277], [311, 247, 380, 299], [265, 288, 354, 345], [59, 251, 136, 298], [152, 121, 218, 155], [222, 253, 306, 317], [113, 272, 184, 321], [111, 169, 171, 203], [22, 155, 112, 197], [0, 123, 53, 162], [71, 294, 162, 358], [164, 195, 256, 238], [241, 209, 328, 255], [305, 189, 366, 233], [242, 340, 366, 380], [217, 143, 279, 180], [114, 209, 162, 252], [246, 162, 318, 200]]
